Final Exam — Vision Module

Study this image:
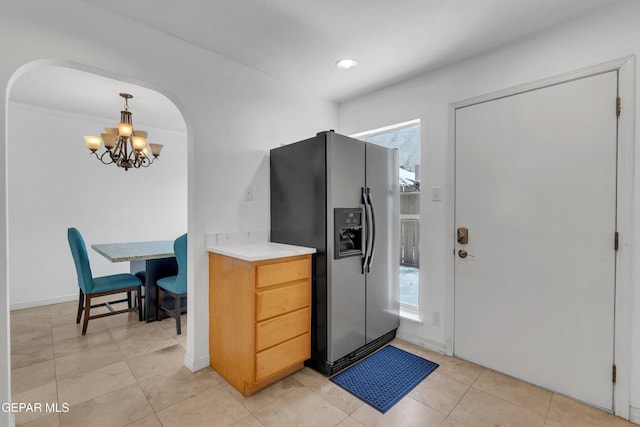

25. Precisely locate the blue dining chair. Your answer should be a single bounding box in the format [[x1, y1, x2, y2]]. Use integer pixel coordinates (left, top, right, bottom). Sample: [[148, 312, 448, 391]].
[[157, 233, 187, 334], [67, 228, 143, 335]]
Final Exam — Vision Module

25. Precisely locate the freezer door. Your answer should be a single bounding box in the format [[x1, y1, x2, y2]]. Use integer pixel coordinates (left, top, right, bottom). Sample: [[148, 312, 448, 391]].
[[365, 143, 400, 342], [326, 133, 367, 363]]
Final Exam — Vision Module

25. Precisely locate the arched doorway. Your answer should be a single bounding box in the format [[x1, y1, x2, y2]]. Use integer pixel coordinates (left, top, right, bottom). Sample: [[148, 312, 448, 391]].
[[5, 61, 189, 424]]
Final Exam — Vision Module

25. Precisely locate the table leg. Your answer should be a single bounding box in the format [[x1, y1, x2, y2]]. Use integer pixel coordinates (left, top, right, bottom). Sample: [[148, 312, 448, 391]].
[[130, 257, 177, 322]]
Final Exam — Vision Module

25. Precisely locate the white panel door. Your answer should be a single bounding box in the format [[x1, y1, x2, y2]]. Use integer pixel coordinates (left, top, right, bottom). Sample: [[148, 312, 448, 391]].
[[454, 71, 617, 410]]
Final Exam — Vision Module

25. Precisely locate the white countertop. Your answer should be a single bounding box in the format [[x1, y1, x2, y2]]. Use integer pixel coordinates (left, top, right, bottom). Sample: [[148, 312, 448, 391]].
[[206, 232, 315, 261]]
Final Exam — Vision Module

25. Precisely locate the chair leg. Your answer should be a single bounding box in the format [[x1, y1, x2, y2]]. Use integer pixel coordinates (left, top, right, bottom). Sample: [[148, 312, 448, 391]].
[[82, 294, 91, 335], [76, 289, 84, 324], [137, 286, 143, 322], [127, 291, 132, 308], [175, 294, 181, 335], [157, 287, 162, 322]]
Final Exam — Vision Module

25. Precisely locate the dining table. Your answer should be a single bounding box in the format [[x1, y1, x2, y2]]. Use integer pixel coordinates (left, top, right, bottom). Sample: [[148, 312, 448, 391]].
[[91, 240, 178, 322]]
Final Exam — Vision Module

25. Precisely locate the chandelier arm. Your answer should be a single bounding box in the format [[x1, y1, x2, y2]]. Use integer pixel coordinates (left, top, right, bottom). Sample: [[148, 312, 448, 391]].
[[93, 150, 115, 165]]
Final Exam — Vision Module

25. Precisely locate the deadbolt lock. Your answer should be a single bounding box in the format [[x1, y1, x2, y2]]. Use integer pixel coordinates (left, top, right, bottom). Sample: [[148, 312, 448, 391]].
[[458, 249, 468, 259], [457, 227, 469, 244]]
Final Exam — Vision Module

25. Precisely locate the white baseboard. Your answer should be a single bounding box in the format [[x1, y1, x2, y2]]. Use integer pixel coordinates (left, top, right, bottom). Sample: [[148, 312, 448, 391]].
[[629, 406, 640, 423], [10, 294, 77, 311], [396, 329, 447, 354], [184, 352, 210, 372]]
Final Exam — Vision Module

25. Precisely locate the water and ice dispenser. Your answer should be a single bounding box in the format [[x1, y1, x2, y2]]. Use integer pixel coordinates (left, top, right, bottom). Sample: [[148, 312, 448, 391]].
[[334, 208, 364, 259]]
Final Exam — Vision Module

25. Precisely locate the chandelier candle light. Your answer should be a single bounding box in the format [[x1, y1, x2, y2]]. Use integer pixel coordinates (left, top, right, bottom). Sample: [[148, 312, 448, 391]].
[[84, 93, 163, 171]]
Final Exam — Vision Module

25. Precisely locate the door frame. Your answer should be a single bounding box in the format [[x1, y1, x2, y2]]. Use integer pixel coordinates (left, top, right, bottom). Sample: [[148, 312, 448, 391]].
[[444, 56, 635, 418]]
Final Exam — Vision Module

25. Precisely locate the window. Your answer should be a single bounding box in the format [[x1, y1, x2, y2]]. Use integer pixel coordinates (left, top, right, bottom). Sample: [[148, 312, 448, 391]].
[[352, 120, 421, 319]]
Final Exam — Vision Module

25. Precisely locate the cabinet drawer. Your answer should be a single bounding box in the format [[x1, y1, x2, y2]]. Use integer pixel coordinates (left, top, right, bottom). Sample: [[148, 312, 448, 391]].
[[255, 333, 310, 381], [256, 258, 310, 288], [256, 280, 309, 321], [256, 307, 310, 352]]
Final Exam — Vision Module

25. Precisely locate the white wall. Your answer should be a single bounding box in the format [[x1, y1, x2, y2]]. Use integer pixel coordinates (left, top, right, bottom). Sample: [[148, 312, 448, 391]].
[[0, 0, 337, 423], [338, 0, 640, 419], [7, 102, 188, 309]]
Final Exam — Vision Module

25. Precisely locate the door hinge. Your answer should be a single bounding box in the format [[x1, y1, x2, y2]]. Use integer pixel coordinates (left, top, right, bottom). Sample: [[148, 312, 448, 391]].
[[613, 364, 617, 384], [615, 231, 619, 251], [616, 96, 621, 117]]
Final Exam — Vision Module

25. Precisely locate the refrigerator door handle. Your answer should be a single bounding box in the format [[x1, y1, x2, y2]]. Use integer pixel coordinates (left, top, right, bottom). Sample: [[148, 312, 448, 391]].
[[362, 187, 371, 274], [366, 187, 376, 273]]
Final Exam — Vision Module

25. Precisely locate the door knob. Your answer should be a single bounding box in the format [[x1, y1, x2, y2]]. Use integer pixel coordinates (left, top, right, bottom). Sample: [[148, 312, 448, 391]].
[[458, 249, 468, 259]]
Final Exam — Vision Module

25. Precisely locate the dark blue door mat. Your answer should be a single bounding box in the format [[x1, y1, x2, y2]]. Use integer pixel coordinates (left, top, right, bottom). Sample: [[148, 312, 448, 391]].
[[330, 345, 439, 413]]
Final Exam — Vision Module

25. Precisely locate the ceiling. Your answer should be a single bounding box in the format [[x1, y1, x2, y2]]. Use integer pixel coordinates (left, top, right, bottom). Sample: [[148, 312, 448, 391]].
[[10, 67, 186, 131], [9, 0, 620, 128]]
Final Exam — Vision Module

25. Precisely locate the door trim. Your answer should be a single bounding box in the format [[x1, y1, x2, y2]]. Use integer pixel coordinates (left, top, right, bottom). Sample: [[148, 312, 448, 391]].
[[444, 56, 635, 419]]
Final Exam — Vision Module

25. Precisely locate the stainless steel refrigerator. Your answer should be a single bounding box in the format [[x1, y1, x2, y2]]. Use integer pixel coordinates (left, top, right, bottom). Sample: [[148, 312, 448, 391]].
[[270, 130, 400, 375]]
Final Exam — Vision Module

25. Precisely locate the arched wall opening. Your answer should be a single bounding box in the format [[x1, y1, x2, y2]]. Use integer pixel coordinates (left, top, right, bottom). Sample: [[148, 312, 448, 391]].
[[4, 60, 191, 404]]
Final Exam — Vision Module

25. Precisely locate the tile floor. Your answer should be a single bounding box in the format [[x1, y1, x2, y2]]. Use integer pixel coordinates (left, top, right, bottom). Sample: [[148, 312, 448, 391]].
[[9, 299, 638, 427]]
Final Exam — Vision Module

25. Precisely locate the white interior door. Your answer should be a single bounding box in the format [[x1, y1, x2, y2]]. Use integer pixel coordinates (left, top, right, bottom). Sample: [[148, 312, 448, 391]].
[[454, 71, 618, 410]]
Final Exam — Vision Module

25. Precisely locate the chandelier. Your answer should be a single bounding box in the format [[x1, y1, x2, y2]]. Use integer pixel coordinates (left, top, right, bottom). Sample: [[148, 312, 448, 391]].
[[84, 93, 163, 171]]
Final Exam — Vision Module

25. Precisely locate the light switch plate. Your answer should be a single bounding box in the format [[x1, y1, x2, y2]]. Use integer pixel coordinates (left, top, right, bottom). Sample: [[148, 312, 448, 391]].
[[431, 186, 442, 202]]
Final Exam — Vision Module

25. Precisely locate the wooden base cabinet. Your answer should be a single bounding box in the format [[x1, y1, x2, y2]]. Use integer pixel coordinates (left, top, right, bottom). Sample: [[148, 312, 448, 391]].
[[209, 252, 311, 396]]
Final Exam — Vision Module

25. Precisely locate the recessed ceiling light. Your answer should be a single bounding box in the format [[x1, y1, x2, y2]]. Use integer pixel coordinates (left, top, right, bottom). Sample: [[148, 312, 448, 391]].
[[335, 58, 358, 70]]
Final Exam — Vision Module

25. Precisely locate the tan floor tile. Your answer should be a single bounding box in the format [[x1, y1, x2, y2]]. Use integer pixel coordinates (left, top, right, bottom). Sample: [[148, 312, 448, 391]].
[[124, 413, 163, 427], [59, 383, 153, 427], [253, 387, 348, 427], [546, 394, 631, 427], [440, 417, 469, 427], [102, 311, 146, 330], [19, 412, 60, 426], [293, 367, 364, 415], [54, 344, 124, 380], [472, 369, 552, 417], [11, 318, 51, 338], [336, 416, 365, 426], [11, 330, 52, 353], [351, 396, 445, 427], [11, 304, 636, 427], [11, 340, 54, 370], [156, 385, 250, 427], [232, 375, 306, 413], [544, 419, 565, 427], [436, 356, 484, 386], [11, 305, 51, 317], [11, 382, 58, 425], [52, 330, 117, 359], [109, 321, 178, 359], [126, 343, 186, 381], [10, 307, 52, 333], [50, 313, 82, 330], [156, 314, 188, 334], [47, 300, 78, 318], [57, 360, 137, 406], [408, 371, 469, 415], [12, 360, 56, 395], [230, 414, 265, 427], [51, 319, 108, 342], [139, 366, 222, 411], [449, 388, 545, 427], [391, 339, 444, 361]]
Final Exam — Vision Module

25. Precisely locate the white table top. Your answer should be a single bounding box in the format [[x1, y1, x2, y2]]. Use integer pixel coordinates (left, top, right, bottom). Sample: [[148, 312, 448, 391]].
[[92, 240, 175, 262], [207, 241, 316, 262]]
